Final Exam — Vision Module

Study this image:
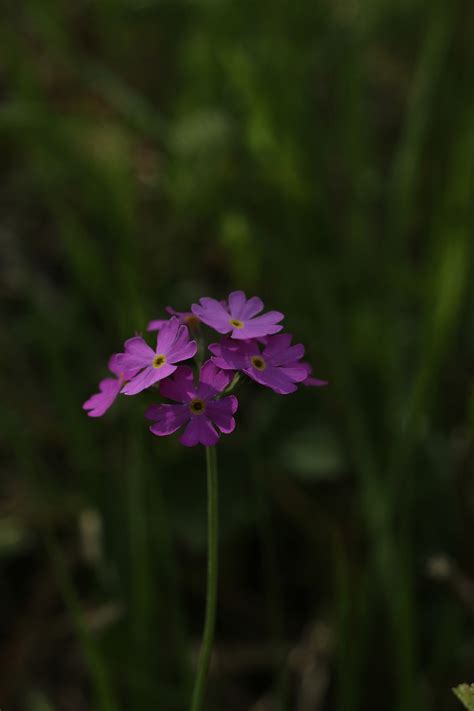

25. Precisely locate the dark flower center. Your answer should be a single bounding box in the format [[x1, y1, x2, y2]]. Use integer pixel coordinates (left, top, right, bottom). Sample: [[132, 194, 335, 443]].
[[152, 354, 167, 368], [251, 355, 266, 371], [190, 398, 205, 414], [230, 318, 244, 329], [184, 314, 200, 327]]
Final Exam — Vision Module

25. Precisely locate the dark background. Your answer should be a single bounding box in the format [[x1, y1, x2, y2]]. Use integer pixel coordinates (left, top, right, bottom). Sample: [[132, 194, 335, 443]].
[[1, 1, 474, 709]]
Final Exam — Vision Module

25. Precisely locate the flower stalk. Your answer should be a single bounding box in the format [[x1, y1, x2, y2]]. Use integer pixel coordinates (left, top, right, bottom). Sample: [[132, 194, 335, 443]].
[[190, 446, 219, 711]]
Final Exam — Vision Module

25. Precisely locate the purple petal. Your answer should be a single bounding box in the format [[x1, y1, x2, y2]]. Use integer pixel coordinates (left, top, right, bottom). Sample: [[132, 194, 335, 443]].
[[191, 297, 232, 333], [179, 419, 200, 446], [198, 297, 230, 318], [148, 404, 190, 436], [249, 310, 285, 325], [169, 340, 197, 364], [172, 323, 192, 351], [112, 354, 129, 372], [116, 337, 155, 370], [198, 318, 231, 335], [147, 319, 167, 331], [266, 343, 305, 366], [108, 354, 123, 377], [147, 308, 183, 332], [121, 364, 176, 395], [232, 312, 284, 340], [208, 342, 222, 357], [83, 377, 122, 417], [108, 354, 139, 381], [241, 296, 264, 319], [245, 364, 298, 394], [304, 376, 329, 387], [156, 317, 181, 354], [167, 326, 197, 363], [301, 362, 328, 387], [261, 334, 292, 357], [180, 417, 219, 447], [233, 323, 283, 339], [206, 395, 238, 434], [159, 366, 196, 403], [209, 355, 234, 370], [197, 360, 232, 399], [227, 291, 247, 319], [124, 336, 155, 358], [279, 364, 308, 382], [282, 344, 305, 363], [144, 404, 163, 420], [209, 338, 256, 370]]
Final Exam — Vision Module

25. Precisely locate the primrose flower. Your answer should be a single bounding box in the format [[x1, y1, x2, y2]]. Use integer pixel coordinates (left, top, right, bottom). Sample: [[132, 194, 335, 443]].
[[145, 361, 238, 446], [148, 306, 200, 332], [114, 317, 197, 396], [192, 290, 284, 340], [83, 355, 136, 417], [210, 334, 308, 394]]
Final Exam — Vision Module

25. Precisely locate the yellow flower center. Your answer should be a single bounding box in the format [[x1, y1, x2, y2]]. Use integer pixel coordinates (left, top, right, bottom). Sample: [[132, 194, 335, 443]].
[[251, 355, 266, 371], [152, 354, 167, 368], [230, 318, 244, 329], [189, 398, 205, 415]]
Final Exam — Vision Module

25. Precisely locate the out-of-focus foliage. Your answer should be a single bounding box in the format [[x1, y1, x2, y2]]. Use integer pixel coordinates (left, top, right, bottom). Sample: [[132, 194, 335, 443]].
[[1, 0, 474, 709]]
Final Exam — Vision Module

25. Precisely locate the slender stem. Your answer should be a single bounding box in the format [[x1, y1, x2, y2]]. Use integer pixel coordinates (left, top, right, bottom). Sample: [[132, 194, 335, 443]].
[[190, 445, 219, 711]]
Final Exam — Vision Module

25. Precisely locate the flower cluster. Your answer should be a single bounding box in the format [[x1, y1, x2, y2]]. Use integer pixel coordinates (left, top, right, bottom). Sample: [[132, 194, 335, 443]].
[[84, 291, 327, 446]]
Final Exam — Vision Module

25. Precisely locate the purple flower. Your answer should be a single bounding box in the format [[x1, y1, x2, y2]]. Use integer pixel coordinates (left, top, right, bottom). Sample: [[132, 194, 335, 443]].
[[114, 317, 197, 396], [147, 306, 200, 332], [301, 362, 328, 388], [83, 355, 136, 417], [145, 361, 238, 446], [191, 290, 284, 340], [209, 334, 308, 395]]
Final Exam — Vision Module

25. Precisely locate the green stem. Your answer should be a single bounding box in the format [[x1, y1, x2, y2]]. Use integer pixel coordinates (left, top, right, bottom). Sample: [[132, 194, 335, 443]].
[[190, 446, 219, 711]]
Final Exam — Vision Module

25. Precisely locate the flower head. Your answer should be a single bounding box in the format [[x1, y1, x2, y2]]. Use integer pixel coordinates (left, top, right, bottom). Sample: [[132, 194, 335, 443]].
[[192, 290, 284, 340], [147, 306, 200, 332], [210, 334, 308, 394], [114, 317, 197, 396], [83, 355, 136, 417], [145, 361, 238, 446]]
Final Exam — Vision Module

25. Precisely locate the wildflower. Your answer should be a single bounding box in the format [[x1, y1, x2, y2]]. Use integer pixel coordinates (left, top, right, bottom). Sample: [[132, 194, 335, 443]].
[[147, 306, 200, 331], [145, 361, 238, 446], [192, 290, 284, 340], [83, 355, 135, 417], [209, 334, 308, 394], [301, 362, 328, 387], [115, 317, 197, 396]]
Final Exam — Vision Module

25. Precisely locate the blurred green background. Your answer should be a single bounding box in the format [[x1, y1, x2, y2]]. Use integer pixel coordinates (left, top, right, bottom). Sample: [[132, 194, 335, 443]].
[[1, 0, 474, 709]]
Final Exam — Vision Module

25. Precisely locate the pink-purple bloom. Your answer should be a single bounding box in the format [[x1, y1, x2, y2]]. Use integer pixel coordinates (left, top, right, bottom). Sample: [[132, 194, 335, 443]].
[[209, 334, 309, 395], [114, 317, 197, 396], [192, 290, 284, 340], [84, 290, 327, 445], [147, 306, 200, 332], [145, 361, 238, 447], [83, 355, 136, 417]]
